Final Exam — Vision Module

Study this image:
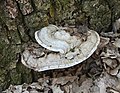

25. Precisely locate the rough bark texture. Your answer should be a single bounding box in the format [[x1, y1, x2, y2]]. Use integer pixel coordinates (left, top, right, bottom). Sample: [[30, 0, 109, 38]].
[[0, 0, 120, 91]]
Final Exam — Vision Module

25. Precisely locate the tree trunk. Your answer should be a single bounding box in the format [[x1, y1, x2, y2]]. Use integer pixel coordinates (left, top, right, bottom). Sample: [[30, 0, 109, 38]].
[[0, 0, 120, 91]]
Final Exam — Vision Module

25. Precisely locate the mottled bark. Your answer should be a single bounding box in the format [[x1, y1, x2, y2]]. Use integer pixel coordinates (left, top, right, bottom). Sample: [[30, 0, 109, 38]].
[[0, 0, 120, 91]]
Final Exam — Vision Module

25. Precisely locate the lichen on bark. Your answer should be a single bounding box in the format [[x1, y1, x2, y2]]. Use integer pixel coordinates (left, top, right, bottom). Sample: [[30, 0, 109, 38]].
[[0, 0, 120, 91]]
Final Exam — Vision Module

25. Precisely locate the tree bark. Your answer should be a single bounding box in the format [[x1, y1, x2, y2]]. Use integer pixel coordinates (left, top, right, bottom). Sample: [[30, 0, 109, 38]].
[[0, 0, 120, 91]]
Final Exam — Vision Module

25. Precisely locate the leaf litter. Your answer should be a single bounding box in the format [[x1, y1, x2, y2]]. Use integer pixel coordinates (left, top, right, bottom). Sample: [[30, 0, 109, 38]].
[[3, 18, 120, 93]]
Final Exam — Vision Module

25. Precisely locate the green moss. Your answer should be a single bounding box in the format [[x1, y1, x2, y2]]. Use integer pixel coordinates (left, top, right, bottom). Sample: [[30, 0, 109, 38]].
[[0, 0, 120, 91], [25, 12, 48, 29], [9, 69, 22, 84]]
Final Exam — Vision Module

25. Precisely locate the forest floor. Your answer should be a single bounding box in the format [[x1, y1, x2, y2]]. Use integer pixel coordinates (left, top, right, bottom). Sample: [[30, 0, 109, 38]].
[[3, 27, 120, 93]]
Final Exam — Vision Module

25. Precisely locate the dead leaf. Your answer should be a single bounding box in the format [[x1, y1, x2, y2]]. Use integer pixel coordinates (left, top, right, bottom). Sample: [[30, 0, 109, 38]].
[[113, 38, 120, 48], [102, 58, 118, 69], [51, 85, 64, 93], [52, 76, 77, 85]]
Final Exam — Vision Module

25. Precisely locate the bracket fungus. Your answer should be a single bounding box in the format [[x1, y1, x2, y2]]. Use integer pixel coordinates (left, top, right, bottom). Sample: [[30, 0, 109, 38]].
[[21, 25, 100, 71]]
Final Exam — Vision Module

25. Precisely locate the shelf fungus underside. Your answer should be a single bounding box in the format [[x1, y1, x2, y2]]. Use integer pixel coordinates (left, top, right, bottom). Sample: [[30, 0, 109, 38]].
[[21, 25, 100, 71]]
